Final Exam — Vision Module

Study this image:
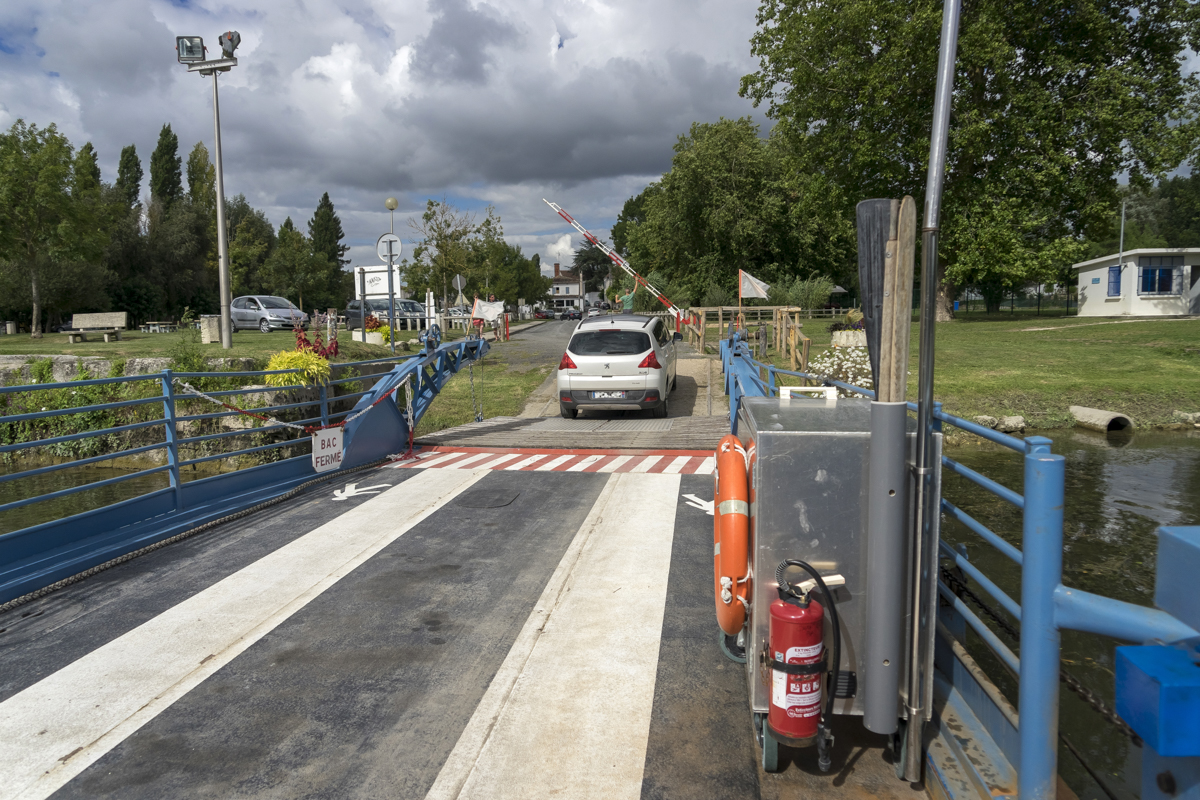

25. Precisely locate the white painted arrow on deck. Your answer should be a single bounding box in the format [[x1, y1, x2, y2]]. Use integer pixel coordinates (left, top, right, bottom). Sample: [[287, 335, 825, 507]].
[[332, 482, 392, 501]]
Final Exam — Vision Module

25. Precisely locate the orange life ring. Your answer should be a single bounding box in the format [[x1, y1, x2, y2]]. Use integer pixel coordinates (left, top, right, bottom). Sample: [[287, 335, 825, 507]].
[[714, 433, 752, 635]]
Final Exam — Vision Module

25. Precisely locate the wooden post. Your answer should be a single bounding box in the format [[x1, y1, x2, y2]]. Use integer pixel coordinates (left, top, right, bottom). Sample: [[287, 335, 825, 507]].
[[801, 329, 811, 373], [789, 318, 798, 371], [700, 309, 707, 354]]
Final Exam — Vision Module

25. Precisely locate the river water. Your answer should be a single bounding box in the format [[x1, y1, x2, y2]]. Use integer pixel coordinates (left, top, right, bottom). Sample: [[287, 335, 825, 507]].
[[942, 429, 1200, 800], [3, 428, 1198, 794]]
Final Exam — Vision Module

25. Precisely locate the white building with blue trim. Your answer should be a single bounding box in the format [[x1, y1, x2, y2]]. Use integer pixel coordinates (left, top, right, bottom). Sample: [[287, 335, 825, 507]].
[[1072, 247, 1200, 316]]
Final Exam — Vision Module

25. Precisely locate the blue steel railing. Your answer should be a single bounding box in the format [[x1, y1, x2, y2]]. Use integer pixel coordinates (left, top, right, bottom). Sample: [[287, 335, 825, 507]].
[[0, 340, 487, 603], [721, 335, 1198, 799]]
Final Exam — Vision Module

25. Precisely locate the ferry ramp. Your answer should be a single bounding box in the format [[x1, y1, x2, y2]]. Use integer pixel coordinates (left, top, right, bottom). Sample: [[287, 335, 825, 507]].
[[0, 321, 925, 800]]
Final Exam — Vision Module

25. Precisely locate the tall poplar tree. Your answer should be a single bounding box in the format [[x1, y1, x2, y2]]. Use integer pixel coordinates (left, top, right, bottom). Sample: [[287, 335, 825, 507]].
[[73, 143, 101, 196], [115, 144, 143, 209], [149, 124, 182, 211], [740, 0, 1200, 317]]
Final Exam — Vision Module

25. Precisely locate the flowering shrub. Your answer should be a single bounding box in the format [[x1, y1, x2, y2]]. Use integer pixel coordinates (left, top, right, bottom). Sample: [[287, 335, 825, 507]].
[[828, 320, 866, 333], [805, 347, 872, 398], [265, 349, 331, 387], [294, 325, 338, 358]]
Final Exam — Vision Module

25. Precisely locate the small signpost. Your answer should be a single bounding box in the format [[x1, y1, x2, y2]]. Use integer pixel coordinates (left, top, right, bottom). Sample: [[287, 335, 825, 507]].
[[376, 233, 402, 354], [312, 427, 343, 473]]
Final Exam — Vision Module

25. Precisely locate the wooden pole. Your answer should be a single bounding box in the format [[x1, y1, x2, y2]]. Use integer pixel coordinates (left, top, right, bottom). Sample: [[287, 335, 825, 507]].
[[789, 317, 798, 371]]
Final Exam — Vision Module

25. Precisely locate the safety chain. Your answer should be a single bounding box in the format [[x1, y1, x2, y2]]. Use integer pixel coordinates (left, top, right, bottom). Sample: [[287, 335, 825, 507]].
[[174, 378, 405, 435], [0, 457, 392, 616], [468, 357, 483, 423], [939, 564, 1143, 747]]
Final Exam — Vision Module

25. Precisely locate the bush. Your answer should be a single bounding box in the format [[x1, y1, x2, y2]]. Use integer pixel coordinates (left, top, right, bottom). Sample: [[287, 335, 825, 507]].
[[806, 347, 872, 398], [264, 349, 331, 387]]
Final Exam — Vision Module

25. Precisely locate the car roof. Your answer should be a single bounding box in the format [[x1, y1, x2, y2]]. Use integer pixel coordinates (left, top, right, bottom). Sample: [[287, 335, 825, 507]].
[[574, 314, 657, 330]]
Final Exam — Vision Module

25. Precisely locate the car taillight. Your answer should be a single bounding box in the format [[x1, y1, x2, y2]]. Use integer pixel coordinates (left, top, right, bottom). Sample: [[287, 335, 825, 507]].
[[559, 353, 577, 370], [638, 350, 661, 369]]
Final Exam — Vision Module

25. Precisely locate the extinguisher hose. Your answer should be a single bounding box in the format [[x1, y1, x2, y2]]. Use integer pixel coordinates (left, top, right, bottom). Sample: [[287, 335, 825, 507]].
[[775, 559, 842, 728]]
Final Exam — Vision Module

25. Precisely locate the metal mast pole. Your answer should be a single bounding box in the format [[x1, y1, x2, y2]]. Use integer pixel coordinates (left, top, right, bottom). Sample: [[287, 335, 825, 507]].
[[212, 72, 233, 349], [907, 0, 962, 781]]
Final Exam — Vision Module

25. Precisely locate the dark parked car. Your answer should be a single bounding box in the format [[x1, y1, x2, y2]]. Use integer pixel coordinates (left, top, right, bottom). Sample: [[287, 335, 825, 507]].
[[534, 309, 555, 319], [231, 295, 308, 333], [560, 308, 582, 320], [346, 299, 427, 330]]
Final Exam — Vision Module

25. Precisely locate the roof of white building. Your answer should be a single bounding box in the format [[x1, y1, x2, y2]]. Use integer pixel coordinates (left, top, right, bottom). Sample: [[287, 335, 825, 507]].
[[1071, 247, 1200, 269]]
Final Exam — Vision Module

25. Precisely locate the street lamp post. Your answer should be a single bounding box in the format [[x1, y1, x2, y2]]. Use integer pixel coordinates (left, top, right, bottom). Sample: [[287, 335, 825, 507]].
[[177, 32, 241, 349]]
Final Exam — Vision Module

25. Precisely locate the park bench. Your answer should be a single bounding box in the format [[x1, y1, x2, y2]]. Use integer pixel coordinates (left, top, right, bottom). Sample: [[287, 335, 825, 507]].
[[65, 312, 128, 343]]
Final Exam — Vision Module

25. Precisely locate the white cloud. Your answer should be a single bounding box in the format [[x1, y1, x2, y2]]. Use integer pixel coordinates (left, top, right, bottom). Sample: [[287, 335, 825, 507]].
[[0, 0, 764, 269]]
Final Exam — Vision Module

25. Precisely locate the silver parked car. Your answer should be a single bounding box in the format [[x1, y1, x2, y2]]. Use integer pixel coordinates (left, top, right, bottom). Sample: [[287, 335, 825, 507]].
[[556, 314, 680, 419], [231, 296, 309, 333]]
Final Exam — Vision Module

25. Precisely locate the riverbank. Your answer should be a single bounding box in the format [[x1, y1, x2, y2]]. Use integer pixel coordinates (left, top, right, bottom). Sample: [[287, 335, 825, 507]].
[[754, 315, 1200, 430]]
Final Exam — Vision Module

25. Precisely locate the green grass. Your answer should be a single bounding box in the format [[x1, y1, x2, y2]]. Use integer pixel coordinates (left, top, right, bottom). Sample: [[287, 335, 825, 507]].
[[414, 353, 551, 436], [0, 327, 469, 364], [750, 315, 1200, 428]]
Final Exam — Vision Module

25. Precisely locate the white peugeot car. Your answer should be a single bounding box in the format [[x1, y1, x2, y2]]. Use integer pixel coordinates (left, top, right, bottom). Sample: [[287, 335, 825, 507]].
[[557, 314, 680, 419]]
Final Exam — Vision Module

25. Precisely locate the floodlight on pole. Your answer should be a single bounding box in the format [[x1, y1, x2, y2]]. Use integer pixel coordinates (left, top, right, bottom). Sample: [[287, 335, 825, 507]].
[[178, 30, 241, 349]]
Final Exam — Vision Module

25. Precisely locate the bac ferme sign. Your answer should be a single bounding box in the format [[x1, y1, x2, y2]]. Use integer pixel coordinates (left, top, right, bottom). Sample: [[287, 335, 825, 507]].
[[312, 428, 343, 473]]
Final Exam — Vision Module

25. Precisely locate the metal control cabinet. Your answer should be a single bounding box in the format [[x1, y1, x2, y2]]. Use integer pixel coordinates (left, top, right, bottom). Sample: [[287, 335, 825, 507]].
[[738, 396, 918, 717]]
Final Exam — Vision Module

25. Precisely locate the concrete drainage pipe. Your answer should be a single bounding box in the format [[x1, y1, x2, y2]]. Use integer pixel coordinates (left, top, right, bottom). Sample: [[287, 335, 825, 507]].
[[1070, 405, 1134, 434]]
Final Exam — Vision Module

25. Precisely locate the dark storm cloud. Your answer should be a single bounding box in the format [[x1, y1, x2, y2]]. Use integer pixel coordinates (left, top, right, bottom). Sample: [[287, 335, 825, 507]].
[[410, 0, 521, 84]]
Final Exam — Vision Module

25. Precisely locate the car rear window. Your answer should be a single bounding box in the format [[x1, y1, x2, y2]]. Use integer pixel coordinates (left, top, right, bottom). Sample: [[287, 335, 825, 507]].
[[568, 331, 652, 356]]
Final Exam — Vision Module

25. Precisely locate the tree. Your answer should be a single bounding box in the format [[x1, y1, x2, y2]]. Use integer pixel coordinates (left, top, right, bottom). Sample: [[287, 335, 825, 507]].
[[407, 199, 475, 308], [1158, 175, 1200, 247], [186, 142, 218, 275], [149, 124, 182, 211], [308, 192, 349, 268], [226, 195, 276, 296], [740, 0, 1200, 319], [611, 192, 650, 258], [73, 143, 101, 196], [572, 242, 613, 293], [623, 118, 853, 305], [263, 218, 332, 312], [0, 121, 107, 335], [115, 144, 143, 209]]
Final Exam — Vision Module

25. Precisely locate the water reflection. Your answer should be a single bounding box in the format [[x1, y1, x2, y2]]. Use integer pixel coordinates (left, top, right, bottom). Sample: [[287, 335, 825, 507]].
[[0, 465, 168, 536], [942, 430, 1200, 800]]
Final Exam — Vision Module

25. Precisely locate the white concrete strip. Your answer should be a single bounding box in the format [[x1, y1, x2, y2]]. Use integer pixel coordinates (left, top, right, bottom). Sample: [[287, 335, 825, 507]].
[[416, 451, 470, 468], [534, 454, 575, 471], [630, 455, 663, 473], [476, 453, 519, 470], [696, 456, 716, 475], [662, 455, 693, 474], [445, 453, 494, 470], [595, 455, 633, 473], [0, 468, 488, 800], [504, 454, 546, 470], [425, 472, 679, 800], [565, 454, 604, 472]]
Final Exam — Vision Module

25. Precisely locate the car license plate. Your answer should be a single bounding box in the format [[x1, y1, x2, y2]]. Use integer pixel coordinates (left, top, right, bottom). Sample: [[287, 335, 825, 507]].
[[591, 390, 626, 399]]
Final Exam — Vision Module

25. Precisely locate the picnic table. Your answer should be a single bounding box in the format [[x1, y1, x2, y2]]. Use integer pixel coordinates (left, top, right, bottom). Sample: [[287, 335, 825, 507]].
[[140, 321, 178, 333]]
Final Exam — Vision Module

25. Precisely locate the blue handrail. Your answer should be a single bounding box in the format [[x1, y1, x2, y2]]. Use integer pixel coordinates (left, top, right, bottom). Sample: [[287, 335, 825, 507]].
[[0, 338, 489, 604], [720, 331, 1198, 798]]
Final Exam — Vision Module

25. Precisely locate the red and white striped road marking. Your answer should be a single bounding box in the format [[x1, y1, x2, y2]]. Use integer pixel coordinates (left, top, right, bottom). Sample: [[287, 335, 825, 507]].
[[394, 448, 716, 475]]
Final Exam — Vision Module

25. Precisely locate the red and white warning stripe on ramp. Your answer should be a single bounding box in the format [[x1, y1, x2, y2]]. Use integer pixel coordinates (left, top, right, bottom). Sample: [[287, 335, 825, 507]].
[[393, 447, 716, 475]]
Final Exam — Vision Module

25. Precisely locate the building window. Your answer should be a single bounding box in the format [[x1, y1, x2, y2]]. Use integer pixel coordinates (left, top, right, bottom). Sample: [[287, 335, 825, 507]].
[[1107, 265, 1121, 297], [1138, 256, 1183, 296]]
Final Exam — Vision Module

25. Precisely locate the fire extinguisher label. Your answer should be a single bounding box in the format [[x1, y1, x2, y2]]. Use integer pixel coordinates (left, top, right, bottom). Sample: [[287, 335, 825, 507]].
[[772, 672, 822, 713], [785, 643, 822, 661]]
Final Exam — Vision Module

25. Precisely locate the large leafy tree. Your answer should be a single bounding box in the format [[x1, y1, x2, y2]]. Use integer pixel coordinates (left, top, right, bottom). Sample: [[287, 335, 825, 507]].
[[226, 195, 276, 297], [407, 199, 476, 307], [624, 117, 854, 304], [0, 121, 108, 335], [1158, 174, 1200, 247], [741, 0, 1200, 318], [149, 124, 182, 211], [73, 143, 101, 196], [186, 142, 218, 276]]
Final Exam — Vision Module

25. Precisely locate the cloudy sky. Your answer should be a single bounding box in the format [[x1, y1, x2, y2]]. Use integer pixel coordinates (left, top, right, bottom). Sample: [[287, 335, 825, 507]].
[[0, 0, 765, 273]]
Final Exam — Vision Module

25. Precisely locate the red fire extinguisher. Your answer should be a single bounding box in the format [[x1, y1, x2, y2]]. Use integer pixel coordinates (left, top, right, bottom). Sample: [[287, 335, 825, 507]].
[[766, 587, 825, 745], [764, 559, 841, 772]]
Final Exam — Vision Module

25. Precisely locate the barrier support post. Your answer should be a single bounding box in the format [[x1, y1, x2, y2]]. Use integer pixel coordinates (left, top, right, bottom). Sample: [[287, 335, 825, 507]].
[[1017, 436, 1064, 800], [319, 384, 330, 428], [160, 369, 183, 512]]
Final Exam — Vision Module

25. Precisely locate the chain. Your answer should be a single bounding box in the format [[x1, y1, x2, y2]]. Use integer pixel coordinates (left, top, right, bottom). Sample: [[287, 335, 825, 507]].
[[468, 357, 483, 423], [939, 564, 1143, 747], [174, 377, 405, 434]]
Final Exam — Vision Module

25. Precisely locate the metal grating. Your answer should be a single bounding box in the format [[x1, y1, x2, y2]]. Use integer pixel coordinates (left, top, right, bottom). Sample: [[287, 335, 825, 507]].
[[528, 418, 607, 431], [597, 419, 675, 432]]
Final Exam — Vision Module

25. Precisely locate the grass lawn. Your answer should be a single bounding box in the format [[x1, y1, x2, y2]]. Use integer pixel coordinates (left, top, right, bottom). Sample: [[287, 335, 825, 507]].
[[742, 314, 1200, 428], [0, 326, 474, 364], [414, 352, 551, 436]]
